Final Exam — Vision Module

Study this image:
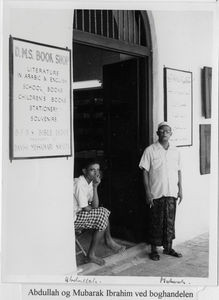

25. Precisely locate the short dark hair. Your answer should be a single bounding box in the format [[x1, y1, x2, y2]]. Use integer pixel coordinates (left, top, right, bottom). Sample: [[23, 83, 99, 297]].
[[82, 159, 101, 170]]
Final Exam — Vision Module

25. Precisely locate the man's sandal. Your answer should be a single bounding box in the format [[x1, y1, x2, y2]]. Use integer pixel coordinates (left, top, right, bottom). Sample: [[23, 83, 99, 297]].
[[149, 251, 160, 261], [163, 248, 182, 258]]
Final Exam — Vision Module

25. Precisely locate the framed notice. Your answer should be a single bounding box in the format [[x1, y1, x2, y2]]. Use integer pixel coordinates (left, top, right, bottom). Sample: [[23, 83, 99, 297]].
[[164, 67, 193, 147], [9, 36, 72, 159]]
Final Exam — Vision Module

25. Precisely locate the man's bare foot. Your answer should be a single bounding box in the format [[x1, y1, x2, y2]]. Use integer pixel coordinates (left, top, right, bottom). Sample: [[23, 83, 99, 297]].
[[113, 245, 126, 253], [86, 255, 105, 266], [107, 242, 126, 253]]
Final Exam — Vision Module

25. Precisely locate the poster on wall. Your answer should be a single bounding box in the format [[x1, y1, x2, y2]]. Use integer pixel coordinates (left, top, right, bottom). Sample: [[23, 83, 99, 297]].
[[164, 67, 193, 147], [9, 36, 72, 159]]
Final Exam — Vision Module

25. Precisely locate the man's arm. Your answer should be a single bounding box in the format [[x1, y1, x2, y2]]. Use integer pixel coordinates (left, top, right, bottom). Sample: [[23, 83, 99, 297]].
[[91, 174, 101, 208], [177, 170, 183, 204], [91, 185, 99, 208], [81, 175, 101, 211], [142, 169, 154, 207]]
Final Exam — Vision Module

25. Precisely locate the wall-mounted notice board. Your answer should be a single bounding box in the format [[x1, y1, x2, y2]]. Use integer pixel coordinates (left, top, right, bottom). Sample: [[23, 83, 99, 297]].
[[200, 124, 211, 175], [164, 67, 193, 147], [9, 36, 72, 159]]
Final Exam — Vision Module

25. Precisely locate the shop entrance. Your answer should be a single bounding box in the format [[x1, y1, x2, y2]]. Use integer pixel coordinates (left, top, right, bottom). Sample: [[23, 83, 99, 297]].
[[73, 10, 152, 242]]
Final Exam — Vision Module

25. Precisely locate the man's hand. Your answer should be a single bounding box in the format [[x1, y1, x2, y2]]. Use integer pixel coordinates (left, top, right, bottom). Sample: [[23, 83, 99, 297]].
[[177, 171, 183, 205], [177, 189, 183, 205], [82, 205, 92, 211], [93, 174, 101, 188], [146, 192, 154, 208]]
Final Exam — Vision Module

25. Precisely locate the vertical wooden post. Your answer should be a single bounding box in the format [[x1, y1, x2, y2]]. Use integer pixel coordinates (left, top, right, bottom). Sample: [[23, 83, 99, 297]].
[[201, 66, 212, 119], [200, 124, 211, 175]]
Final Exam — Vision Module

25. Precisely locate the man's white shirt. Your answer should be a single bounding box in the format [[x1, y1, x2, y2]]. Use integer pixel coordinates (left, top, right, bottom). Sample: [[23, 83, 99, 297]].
[[73, 175, 93, 220], [139, 141, 181, 199]]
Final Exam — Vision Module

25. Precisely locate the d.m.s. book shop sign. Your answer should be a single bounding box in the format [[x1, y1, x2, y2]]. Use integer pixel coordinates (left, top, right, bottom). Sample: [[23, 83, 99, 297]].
[[9, 36, 72, 159]]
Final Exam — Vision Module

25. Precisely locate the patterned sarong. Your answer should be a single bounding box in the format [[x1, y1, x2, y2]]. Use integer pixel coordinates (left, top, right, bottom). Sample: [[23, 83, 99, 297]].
[[149, 197, 177, 246], [74, 207, 110, 231]]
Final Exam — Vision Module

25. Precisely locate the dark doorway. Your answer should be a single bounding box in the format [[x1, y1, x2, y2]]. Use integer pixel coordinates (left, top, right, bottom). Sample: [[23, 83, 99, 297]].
[[73, 9, 152, 243], [102, 59, 145, 241], [73, 44, 149, 242]]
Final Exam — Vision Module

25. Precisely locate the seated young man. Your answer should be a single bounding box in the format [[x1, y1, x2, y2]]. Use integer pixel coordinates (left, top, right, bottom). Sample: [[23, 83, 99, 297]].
[[74, 160, 125, 266]]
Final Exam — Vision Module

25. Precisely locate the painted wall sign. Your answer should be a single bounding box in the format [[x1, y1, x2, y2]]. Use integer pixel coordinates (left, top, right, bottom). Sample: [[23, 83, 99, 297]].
[[9, 37, 72, 159], [164, 67, 193, 147]]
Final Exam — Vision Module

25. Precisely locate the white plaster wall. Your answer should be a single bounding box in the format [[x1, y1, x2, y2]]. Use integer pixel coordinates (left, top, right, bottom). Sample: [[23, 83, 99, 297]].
[[2, 5, 76, 281], [1, 3, 216, 283], [149, 11, 214, 244]]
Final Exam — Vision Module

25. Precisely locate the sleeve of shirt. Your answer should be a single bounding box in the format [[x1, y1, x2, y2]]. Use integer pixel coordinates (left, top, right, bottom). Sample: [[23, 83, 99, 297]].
[[139, 147, 151, 172], [74, 181, 89, 209]]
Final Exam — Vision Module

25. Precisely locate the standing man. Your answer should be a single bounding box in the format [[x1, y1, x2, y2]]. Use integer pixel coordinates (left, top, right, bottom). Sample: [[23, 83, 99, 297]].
[[139, 122, 183, 261], [74, 160, 125, 266]]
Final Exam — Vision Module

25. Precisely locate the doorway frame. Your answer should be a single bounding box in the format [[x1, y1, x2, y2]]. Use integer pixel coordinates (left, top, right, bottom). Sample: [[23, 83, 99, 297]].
[[73, 10, 153, 145]]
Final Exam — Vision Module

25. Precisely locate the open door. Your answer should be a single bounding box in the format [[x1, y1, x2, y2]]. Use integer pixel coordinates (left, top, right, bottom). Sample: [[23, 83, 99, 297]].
[[102, 59, 147, 242]]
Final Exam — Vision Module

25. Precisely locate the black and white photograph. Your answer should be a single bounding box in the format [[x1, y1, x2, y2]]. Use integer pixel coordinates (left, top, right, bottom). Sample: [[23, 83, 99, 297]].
[[0, 0, 219, 299]]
